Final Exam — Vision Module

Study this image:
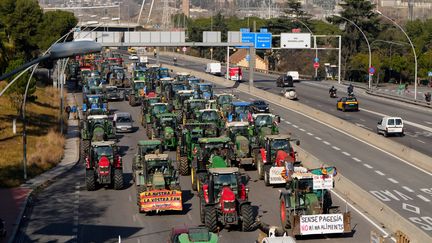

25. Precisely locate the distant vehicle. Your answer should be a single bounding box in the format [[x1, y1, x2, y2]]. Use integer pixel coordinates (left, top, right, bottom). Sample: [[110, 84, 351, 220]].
[[229, 67, 242, 81], [287, 71, 300, 82], [276, 74, 294, 87], [128, 47, 137, 54], [205, 62, 222, 76], [105, 86, 122, 101], [250, 100, 270, 113], [336, 96, 359, 112], [281, 88, 297, 100], [377, 116, 404, 137], [139, 56, 148, 64], [129, 54, 139, 60], [113, 112, 133, 132]]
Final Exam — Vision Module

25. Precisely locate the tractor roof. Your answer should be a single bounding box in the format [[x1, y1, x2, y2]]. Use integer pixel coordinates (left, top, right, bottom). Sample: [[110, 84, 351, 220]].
[[156, 112, 176, 118], [144, 153, 169, 161], [88, 115, 108, 120], [199, 109, 218, 113], [215, 93, 233, 97], [151, 102, 168, 106], [138, 140, 162, 146], [87, 94, 103, 98], [147, 64, 160, 68], [198, 83, 212, 86], [177, 90, 194, 94], [252, 113, 275, 118], [231, 101, 251, 106], [176, 72, 190, 76], [160, 77, 174, 81], [209, 167, 239, 174], [226, 121, 249, 128], [134, 80, 146, 83], [105, 85, 117, 89], [198, 136, 231, 144], [265, 134, 292, 140], [92, 140, 116, 147], [186, 99, 206, 103]]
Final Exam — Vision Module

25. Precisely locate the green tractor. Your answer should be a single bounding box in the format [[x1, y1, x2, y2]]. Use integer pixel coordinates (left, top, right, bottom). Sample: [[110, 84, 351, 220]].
[[132, 140, 163, 182], [172, 90, 195, 116], [150, 113, 177, 150], [156, 77, 174, 99], [85, 141, 123, 191], [169, 226, 219, 243], [129, 79, 149, 106], [197, 109, 224, 132], [176, 123, 220, 176], [181, 99, 209, 125], [190, 136, 234, 191], [175, 72, 191, 83], [80, 114, 116, 162], [225, 121, 256, 168], [279, 166, 351, 237], [134, 153, 182, 213], [251, 113, 280, 146], [198, 165, 255, 233], [140, 96, 162, 125], [143, 102, 169, 137]]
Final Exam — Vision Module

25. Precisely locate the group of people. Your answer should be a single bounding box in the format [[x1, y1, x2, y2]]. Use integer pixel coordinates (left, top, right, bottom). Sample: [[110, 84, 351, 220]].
[[65, 105, 78, 119], [328, 84, 354, 96]]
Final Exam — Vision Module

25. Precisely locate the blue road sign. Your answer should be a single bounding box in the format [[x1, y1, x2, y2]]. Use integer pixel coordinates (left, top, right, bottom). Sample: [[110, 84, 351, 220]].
[[240, 28, 250, 33], [314, 57, 319, 62], [239, 32, 255, 49], [256, 33, 272, 49], [246, 54, 250, 61], [369, 66, 376, 75], [260, 28, 268, 33]]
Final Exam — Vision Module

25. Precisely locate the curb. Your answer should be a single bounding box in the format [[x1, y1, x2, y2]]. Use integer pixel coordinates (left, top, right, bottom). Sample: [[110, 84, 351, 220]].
[[7, 93, 81, 243]]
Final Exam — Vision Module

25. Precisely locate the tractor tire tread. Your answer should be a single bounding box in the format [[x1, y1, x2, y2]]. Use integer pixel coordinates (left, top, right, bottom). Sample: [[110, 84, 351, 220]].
[[114, 169, 123, 190]]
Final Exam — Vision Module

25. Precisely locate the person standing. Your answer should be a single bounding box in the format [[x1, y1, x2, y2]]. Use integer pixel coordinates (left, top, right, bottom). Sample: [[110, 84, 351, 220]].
[[71, 105, 77, 119]]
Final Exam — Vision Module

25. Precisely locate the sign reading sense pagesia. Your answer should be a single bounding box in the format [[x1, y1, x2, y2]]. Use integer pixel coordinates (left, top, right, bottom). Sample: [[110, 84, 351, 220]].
[[300, 214, 345, 235]]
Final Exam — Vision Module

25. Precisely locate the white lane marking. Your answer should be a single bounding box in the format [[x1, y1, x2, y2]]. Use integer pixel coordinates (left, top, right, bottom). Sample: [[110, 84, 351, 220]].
[[417, 195, 431, 202], [315, 136, 322, 141], [360, 119, 366, 122], [402, 186, 414, 193], [332, 146, 340, 150], [285, 121, 291, 125], [361, 107, 432, 133], [138, 239, 141, 243], [299, 128, 306, 132], [416, 139, 426, 144], [232, 83, 432, 176], [353, 157, 361, 162], [280, 118, 285, 121], [342, 151, 351, 156], [323, 141, 331, 145], [307, 132, 313, 136], [292, 124, 299, 128], [388, 178, 399, 184], [363, 164, 373, 169], [426, 121, 432, 125], [375, 170, 385, 176], [331, 191, 394, 241]]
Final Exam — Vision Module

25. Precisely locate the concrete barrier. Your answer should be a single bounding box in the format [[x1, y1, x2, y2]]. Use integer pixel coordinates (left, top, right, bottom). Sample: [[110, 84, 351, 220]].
[[164, 64, 432, 174]]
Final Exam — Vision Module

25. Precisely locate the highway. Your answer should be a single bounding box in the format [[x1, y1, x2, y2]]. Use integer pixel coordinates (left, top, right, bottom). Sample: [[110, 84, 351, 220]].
[[159, 54, 432, 157], [16, 84, 380, 242], [156, 56, 432, 236]]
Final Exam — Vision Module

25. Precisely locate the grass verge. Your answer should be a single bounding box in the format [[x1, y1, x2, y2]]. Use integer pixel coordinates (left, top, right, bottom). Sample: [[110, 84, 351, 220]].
[[0, 84, 67, 187]]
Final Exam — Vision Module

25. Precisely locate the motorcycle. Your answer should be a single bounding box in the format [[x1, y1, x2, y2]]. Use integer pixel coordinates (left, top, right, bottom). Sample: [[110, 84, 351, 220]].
[[329, 90, 337, 98]]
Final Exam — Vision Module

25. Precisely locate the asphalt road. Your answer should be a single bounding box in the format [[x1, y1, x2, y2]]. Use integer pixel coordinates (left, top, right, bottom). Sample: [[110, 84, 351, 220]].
[[16, 86, 379, 242], [155, 56, 432, 237], [158, 55, 432, 157]]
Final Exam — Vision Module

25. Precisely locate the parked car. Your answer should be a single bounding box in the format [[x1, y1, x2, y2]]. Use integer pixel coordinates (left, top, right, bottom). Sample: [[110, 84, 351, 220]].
[[250, 100, 270, 113], [287, 71, 300, 82], [113, 112, 133, 132], [377, 116, 404, 137], [276, 74, 294, 87]]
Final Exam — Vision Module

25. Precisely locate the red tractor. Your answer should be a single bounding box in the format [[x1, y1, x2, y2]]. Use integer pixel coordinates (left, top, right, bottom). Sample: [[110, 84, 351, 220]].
[[255, 135, 300, 186], [85, 141, 124, 191], [199, 165, 255, 232]]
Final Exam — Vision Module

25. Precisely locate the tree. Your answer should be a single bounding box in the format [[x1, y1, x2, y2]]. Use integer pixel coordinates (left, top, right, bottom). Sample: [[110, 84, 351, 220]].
[[36, 10, 77, 51], [284, 0, 311, 21], [211, 12, 228, 62]]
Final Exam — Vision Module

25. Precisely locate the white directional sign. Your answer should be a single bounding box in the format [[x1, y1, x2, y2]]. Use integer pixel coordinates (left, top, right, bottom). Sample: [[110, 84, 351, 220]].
[[203, 31, 221, 43], [280, 33, 311, 49]]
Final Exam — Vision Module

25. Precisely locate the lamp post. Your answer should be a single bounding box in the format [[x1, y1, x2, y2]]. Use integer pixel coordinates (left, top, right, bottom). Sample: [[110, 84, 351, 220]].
[[375, 10, 418, 100], [335, 15, 372, 89]]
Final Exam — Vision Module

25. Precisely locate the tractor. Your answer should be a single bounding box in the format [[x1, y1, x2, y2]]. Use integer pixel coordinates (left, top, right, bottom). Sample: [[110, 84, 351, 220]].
[[84, 141, 123, 191], [150, 113, 177, 150], [175, 72, 191, 83], [132, 140, 163, 182], [251, 113, 280, 145], [190, 136, 234, 191], [134, 153, 182, 213], [169, 226, 218, 243], [197, 109, 224, 132], [198, 165, 255, 232], [129, 77, 153, 106], [215, 93, 235, 119], [108, 66, 126, 87], [227, 102, 252, 122], [82, 94, 108, 119], [172, 90, 194, 113], [80, 115, 116, 162], [181, 99, 208, 125], [143, 102, 170, 137], [255, 134, 300, 186], [159, 67, 170, 78], [279, 166, 351, 237], [155, 77, 174, 99], [225, 121, 256, 168], [140, 96, 162, 125], [194, 83, 214, 100], [176, 123, 220, 176]]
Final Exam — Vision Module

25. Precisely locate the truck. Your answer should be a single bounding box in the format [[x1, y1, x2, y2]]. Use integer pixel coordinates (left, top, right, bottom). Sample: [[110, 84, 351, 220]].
[[206, 63, 222, 76], [229, 67, 242, 81]]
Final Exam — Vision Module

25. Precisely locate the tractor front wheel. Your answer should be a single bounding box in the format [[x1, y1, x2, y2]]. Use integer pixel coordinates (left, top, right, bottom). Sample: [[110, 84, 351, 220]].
[[280, 197, 292, 232], [179, 157, 189, 176], [205, 206, 218, 233], [191, 167, 197, 191], [85, 169, 96, 191], [129, 95, 136, 106], [81, 140, 90, 162], [241, 204, 254, 232], [256, 156, 264, 180], [264, 165, 271, 186], [114, 169, 123, 190]]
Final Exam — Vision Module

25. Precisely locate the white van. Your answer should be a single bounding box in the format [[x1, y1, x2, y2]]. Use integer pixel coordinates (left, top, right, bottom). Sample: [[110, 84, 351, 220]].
[[377, 117, 404, 137], [206, 62, 222, 76], [287, 71, 300, 82]]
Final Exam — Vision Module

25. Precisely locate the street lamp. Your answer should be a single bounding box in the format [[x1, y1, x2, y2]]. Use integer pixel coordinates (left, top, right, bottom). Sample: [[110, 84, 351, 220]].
[[334, 15, 372, 89], [375, 10, 418, 100]]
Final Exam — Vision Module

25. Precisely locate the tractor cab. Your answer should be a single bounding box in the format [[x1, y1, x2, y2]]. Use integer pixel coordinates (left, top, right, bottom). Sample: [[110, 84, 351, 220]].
[[229, 102, 252, 122], [173, 90, 195, 110], [143, 154, 174, 187], [137, 140, 163, 156], [195, 83, 213, 100], [188, 77, 201, 89], [150, 103, 169, 116], [133, 68, 147, 81], [159, 67, 170, 78], [198, 109, 220, 124], [175, 72, 191, 83], [225, 121, 251, 141], [91, 141, 117, 162], [251, 113, 279, 138], [151, 113, 178, 149]]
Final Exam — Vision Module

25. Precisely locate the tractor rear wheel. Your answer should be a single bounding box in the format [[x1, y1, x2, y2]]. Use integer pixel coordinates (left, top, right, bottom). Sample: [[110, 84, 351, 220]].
[[114, 169, 123, 190], [179, 157, 189, 176], [81, 140, 90, 162], [129, 95, 136, 106], [205, 206, 218, 233], [85, 169, 96, 191], [256, 155, 264, 180], [241, 204, 254, 232], [191, 167, 197, 191], [280, 197, 292, 231], [176, 110, 182, 124], [264, 165, 271, 186], [136, 185, 146, 205]]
